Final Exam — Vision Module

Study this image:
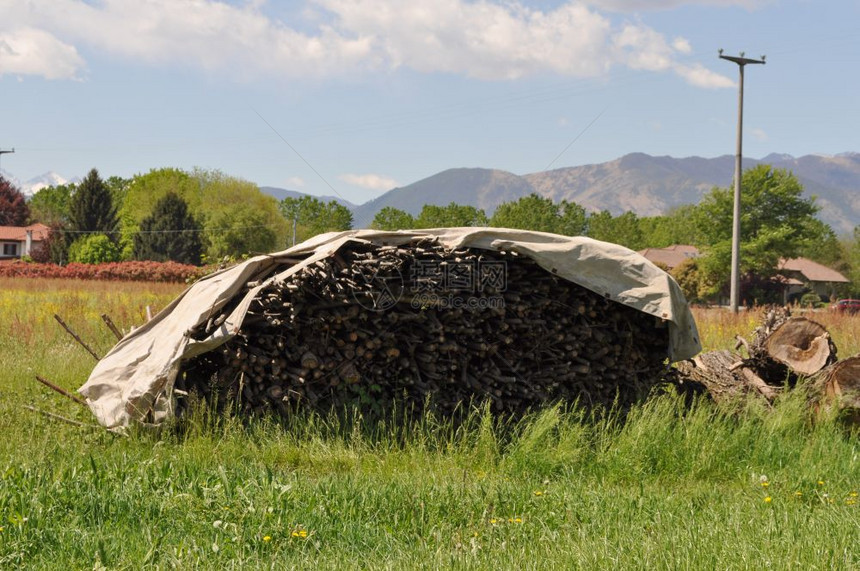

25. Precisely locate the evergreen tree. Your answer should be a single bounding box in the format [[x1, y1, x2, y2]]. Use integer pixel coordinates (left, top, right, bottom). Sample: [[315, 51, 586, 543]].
[[0, 175, 30, 226], [133, 192, 203, 265], [68, 168, 118, 241]]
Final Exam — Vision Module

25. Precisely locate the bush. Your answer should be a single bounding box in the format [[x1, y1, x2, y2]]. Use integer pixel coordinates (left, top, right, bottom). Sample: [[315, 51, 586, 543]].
[[68, 234, 121, 264], [799, 292, 824, 308], [0, 260, 211, 283]]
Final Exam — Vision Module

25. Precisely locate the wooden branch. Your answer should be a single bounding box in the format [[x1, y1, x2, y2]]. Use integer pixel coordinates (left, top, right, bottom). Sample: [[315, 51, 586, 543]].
[[739, 367, 778, 403], [53, 314, 100, 361], [22, 405, 102, 429], [35, 375, 87, 407], [100, 313, 123, 340]]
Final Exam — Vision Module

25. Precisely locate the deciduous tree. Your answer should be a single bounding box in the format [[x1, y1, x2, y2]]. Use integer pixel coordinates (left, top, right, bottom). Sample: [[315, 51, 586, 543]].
[[586, 210, 645, 250], [693, 165, 827, 290], [279, 195, 353, 245], [0, 175, 30, 226], [415, 203, 488, 228], [371, 207, 415, 231], [28, 183, 73, 226]]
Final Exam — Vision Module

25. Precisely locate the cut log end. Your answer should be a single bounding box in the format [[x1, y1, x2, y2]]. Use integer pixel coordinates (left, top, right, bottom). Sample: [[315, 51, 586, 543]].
[[811, 356, 860, 426], [764, 317, 835, 377]]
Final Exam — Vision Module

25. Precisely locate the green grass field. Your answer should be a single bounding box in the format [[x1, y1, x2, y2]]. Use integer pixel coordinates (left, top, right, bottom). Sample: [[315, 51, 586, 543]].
[[1, 278, 858, 569]]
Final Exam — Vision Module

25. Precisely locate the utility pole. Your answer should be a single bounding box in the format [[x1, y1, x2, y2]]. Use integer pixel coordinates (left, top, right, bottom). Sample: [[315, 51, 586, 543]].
[[0, 148, 14, 171], [719, 50, 765, 313]]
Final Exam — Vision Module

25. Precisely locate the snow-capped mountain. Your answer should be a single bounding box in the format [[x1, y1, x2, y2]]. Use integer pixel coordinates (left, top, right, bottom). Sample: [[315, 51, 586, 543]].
[[0, 170, 74, 196]]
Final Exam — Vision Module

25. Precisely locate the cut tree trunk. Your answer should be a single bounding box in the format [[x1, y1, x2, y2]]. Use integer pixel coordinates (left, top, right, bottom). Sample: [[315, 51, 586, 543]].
[[745, 316, 836, 383], [809, 355, 860, 426]]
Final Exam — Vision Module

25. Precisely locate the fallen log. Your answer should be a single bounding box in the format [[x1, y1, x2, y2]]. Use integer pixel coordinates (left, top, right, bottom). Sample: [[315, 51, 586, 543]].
[[673, 350, 781, 406]]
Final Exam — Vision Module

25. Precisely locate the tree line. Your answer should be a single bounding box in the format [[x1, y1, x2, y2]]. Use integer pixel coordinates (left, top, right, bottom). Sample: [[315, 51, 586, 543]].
[[2, 163, 859, 303]]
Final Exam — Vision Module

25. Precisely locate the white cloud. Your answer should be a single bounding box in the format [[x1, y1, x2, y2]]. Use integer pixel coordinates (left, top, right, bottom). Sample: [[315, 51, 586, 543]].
[[751, 127, 767, 141], [0, 27, 85, 79], [676, 63, 735, 88], [285, 176, 306, 188], [318, 0, 614, 79], [583, 0, 771, 11], [0, 0, 734, 88], [339, 173, 398, 191], [672, 37, 691, 54]]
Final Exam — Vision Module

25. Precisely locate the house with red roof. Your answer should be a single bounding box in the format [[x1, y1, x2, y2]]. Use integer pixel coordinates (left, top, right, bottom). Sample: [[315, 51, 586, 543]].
[[639, 245, 850, 303], [776, 257, 850, 302], [0, 223, 51, 260]]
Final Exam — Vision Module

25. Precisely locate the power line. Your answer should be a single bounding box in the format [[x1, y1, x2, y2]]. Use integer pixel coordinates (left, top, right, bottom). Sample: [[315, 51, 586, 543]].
[[0, 148, 14, 171], [542, 107, 607, 172], [251, 108, 348, 203]]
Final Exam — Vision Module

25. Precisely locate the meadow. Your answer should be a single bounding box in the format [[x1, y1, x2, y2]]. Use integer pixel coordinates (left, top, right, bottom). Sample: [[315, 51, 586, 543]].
[[0, 277, 858, 569]]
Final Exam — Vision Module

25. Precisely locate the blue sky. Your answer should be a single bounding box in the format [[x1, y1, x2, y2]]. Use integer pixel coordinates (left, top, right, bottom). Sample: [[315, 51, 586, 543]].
[[1, 0, 858, 205]]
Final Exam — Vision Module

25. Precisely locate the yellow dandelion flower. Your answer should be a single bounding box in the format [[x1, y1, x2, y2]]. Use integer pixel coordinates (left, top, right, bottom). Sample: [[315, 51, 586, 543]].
[[850, 491, 858, 497], [514, 517, 523, 524], [263, 536, 272, 542], [534, 490, 544, 496], [764, 496, 772, 503], [846, 499, 857, 506], [299, 530, 308, 538], [818, 480, 825, 486], [291, 531, 300, 537], [795, 491, 803, 497], [761, 481, 769, 488], [489, 518, 498, 525]]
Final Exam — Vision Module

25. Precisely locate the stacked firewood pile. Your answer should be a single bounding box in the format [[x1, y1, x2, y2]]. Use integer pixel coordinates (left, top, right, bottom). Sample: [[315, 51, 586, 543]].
[[675, 307, 860, 424], [177, 240, 673, 417]]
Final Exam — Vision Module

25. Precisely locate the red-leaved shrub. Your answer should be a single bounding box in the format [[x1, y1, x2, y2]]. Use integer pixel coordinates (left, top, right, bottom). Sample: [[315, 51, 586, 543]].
[[0, 260, 212, 283]]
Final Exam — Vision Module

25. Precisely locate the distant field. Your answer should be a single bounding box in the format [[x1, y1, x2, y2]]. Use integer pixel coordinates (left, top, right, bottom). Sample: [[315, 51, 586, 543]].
[[0, 278, 857, 569]]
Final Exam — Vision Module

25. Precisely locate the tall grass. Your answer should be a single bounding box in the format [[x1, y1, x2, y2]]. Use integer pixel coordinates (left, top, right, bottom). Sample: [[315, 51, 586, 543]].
[[692, 305, 860, 355], [0, 281, 857, 569]]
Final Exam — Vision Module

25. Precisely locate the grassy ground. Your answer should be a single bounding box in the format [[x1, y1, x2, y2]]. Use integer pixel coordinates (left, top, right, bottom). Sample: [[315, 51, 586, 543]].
[[0, 278, 858, 569]]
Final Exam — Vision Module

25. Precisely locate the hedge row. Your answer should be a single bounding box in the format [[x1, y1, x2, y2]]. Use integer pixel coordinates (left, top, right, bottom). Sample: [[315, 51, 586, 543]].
[[0, 260, 212, 283]]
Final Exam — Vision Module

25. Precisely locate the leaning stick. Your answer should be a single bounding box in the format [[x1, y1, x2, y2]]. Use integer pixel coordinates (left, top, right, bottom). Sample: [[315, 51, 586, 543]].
[[101, 313, 123, 340], [22, 405, 101, 429], [53, 314, 100, 361], [35, 375, 87, 407]]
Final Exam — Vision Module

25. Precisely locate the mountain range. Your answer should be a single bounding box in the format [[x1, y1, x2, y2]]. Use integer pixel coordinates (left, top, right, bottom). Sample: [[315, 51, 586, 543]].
[[347, 152, 860, 234], [7, 152, 860, 234]]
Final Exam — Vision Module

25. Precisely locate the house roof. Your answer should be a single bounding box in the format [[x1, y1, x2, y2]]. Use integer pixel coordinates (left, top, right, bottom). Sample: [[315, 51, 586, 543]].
[[638, 245, 700, 270], [0, 223, 51, 242], [778, 257, 849, 284]]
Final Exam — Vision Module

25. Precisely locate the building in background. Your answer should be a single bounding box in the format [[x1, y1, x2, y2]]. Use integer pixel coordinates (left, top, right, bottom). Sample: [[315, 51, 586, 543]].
[[0, 223, 51, 259]]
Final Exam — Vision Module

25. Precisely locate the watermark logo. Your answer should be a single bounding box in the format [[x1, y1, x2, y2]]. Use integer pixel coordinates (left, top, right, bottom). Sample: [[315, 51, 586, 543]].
[[350, 264, 404, 312], [410, 259, 507, 310], [411, 259, 507, 294]]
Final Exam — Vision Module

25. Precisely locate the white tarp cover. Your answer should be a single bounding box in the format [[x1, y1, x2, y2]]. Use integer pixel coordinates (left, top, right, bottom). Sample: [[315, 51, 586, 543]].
[[79, 228, 702, 429]]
